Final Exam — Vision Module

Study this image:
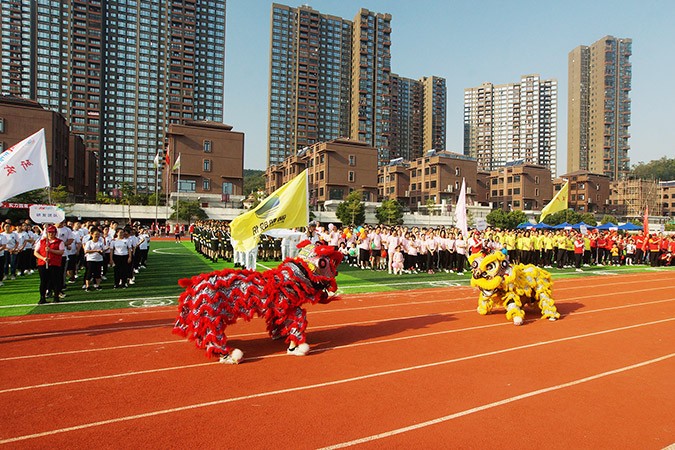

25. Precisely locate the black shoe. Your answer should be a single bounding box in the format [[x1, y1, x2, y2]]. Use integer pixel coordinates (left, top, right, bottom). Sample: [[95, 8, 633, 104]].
[[38, 298, 46, 305]]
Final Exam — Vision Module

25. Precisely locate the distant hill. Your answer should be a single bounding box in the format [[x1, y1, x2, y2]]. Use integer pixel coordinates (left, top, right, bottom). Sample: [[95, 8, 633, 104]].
[[243, 169, 265, 195]]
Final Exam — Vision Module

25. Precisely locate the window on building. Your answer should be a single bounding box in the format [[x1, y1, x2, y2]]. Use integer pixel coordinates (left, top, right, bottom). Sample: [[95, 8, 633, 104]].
[[349, 155, 355, 166], [514, 188, 520, 195], [535, 188, 539, 196], [455, 167, 460, 176], [0, 118, 5, 133], [535, 176, 540, 184], [348, 171, 354, 182], [203, 140, 212, 152], [179, 179, 196, 192], [0, 141, 4, 151], [203, 159, 211, 172], [202, 178, 211, 190]]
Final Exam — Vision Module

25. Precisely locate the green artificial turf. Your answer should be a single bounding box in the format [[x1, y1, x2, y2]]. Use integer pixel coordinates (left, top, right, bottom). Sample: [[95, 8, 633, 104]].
[[0, 240, 672, 317]]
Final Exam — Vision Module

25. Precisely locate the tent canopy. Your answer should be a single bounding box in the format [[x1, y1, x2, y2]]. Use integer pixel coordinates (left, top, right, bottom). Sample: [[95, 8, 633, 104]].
[[617, 222, 643, 231]]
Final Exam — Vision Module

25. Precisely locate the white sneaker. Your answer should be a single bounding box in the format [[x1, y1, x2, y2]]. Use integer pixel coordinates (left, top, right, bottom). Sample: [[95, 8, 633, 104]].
[[287, 343, 310, 356], [576, 268, 583, 272], [219, 348, 243, 364], [128, 280, 135, 285]]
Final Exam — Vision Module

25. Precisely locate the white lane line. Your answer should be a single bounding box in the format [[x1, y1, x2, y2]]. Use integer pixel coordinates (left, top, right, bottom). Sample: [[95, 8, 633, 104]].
[[318, 353, 675, 450], [0, 273, 670, 314], [1, 282, 670, 344], [0, 319, 672, 445], [1, 303, 672, 393]]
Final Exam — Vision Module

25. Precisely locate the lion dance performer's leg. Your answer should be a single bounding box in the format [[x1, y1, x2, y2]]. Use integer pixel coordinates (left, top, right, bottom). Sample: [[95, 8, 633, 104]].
[[277, 306, 310, 356], [502, 291, 525, 326], [534, 272, 560, 321], [476, 292, 495, 316]]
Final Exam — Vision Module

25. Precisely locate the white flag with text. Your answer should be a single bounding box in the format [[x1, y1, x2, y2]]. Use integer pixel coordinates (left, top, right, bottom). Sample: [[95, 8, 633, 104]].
[[0, 129, 50, 203]]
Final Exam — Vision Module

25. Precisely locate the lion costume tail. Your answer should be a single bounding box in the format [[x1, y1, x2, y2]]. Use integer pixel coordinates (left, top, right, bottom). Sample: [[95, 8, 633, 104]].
[[173, 268, 265, 357]]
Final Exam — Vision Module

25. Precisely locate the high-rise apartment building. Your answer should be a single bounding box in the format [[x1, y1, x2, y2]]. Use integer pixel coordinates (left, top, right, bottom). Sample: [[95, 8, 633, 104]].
[[389, 74, 446, 162], [568, 36, 632, 181], [0, 0, 226, 194], [349, 8, 392, 162], [463, 74, 557, 176], [268, 4, 352, 167], [267, 4, 445, 167]]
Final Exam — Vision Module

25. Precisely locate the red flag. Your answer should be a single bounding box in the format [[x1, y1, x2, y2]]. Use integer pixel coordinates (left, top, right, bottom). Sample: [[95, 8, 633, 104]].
[[164, 145, 170, 167], [641, 205, 649, 252]]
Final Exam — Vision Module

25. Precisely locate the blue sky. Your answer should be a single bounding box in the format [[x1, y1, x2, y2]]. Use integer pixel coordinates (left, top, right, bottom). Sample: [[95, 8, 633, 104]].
[[223, 0, 675, 173]]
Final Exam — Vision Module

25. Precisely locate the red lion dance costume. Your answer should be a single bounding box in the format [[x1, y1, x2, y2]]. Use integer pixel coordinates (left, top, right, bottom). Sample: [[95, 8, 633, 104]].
[[173, 241, 343, 364]]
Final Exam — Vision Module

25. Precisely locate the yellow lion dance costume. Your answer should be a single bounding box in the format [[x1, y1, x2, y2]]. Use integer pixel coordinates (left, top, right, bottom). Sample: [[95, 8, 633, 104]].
[[468, 250, 560, 325]]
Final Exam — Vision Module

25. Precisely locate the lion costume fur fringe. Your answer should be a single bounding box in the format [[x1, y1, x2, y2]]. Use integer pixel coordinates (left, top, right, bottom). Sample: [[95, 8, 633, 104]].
[[173, 241, 343, 362], [468, 250, 560, 325]]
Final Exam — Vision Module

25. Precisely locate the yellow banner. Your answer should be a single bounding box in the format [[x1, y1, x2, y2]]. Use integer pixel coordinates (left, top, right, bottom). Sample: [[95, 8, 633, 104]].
[[231, 169, 309, 252], [540, 181, 569, 222]]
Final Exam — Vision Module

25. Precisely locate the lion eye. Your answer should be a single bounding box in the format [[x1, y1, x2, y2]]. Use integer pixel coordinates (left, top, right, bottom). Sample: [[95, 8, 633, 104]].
[[486, 263, 495, 271], [318, 258, 327, 269]]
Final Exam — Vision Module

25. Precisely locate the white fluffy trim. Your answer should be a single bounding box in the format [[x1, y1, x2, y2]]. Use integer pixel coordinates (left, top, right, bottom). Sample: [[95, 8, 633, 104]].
[[287, 342, 310, 356]]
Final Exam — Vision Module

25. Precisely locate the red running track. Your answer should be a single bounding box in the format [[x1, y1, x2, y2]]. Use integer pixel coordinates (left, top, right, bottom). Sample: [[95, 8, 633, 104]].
[[0, 271, 674, 449]]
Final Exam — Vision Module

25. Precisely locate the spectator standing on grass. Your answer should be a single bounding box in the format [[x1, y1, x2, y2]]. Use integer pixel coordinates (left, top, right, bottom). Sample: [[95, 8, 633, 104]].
[[573, 233, 585, 272], [137, 227, 150, 268], [34, 225, 65, 304], [0, 231, 7, 286], [174, 223, 181, 242], [83, 229, 104, 291], [2, 222, 19, 280], [111, 228, 132, 288]]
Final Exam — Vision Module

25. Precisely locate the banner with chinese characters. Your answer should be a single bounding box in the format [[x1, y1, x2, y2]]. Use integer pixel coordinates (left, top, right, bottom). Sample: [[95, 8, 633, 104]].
[[0, 128, 50, 203]]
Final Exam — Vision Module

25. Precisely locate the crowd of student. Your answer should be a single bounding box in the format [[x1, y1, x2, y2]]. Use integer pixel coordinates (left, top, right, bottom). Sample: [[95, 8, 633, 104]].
[[187, 219, 675, 273], [0, 218, 152, 304]]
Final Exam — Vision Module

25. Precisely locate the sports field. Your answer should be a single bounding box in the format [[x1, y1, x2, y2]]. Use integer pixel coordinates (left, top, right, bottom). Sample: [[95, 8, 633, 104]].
[[1, 241, 673, 448]]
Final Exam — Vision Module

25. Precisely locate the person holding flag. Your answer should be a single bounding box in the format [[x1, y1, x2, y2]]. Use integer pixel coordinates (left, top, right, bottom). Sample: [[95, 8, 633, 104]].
[[230, 169, 309, 256], [33, 225, 65, 304]]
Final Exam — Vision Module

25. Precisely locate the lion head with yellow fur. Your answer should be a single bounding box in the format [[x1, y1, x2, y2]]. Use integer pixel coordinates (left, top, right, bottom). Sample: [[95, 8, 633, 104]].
[[468, 250, 511, 296]]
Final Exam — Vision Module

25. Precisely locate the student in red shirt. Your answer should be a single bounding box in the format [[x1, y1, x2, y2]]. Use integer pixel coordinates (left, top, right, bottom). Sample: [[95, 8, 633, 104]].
[[33, 225, 66, 304]]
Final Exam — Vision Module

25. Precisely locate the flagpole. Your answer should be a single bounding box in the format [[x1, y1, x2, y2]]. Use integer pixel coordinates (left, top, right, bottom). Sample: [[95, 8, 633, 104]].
[[176, 153, 181, 224], [154, 158, 159, 233]]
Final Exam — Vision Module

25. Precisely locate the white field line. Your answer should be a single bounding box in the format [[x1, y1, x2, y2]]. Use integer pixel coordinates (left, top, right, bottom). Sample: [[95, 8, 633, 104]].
[[0, 274, 669, 326], [317, 352, 675, 450], [3, 294, 674, 364], [0, 319, 672, 445], [1, 298, 673, 393], [1, 281, 670, 345], [1, 271, 671, 312]]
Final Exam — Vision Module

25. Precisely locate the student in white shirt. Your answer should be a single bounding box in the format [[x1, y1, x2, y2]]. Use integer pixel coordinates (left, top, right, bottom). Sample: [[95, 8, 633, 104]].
[[83, 229, 105, 291], [110, 228, 132, 288]]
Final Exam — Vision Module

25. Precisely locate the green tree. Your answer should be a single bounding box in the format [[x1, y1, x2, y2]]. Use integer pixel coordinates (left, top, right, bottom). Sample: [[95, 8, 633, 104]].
[[578, 212, 597, 225], [336, 190, 365, 226], [541, 209, 582, 226], [425, 198, 436, 215], [505, 210, 528, 229], [243, 169, 266, 196], [147, 192, 166, 207], [170, 200, 207, 221], [630, 156, 675, 181], [96, 192, 116, 204], [486, 209, 508, 229], [375, 199, 404, 225], [600, 214, 617, 225]]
